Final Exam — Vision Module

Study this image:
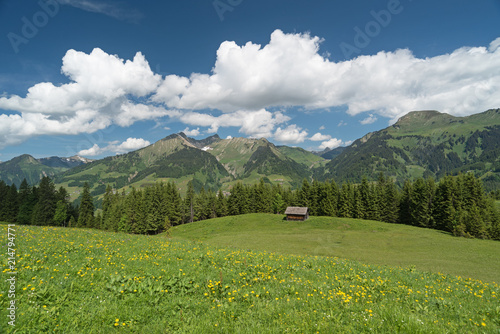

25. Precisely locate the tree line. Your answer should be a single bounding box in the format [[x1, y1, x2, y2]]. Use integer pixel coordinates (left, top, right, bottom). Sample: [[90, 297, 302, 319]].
[[1, 173, 499, 240]]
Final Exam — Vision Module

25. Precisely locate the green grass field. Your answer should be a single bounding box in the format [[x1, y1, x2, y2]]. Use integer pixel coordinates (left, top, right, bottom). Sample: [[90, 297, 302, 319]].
[[172, 214, 500, 283], [1, 219, 499, 333]]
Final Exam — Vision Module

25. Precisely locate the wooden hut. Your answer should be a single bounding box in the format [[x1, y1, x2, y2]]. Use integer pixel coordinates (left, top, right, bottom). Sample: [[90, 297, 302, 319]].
[[284, 207, 309, 221]]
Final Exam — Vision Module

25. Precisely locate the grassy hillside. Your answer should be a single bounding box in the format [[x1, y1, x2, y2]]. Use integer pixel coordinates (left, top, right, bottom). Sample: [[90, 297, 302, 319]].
[[2, 222, 498, 333], [56, 134, 231, 200], [172, 214, 500, 283], [276, 146, 326, 167]]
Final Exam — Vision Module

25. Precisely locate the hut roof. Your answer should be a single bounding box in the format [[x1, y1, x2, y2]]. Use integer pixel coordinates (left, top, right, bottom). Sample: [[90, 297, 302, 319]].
[[284, 207, 309, 215]]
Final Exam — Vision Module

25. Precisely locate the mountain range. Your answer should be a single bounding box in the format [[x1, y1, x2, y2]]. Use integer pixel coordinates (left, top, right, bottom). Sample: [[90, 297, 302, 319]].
[[0, 155, 93, 187], [316, 108, 500, 191], [1, 108, 499, 199]]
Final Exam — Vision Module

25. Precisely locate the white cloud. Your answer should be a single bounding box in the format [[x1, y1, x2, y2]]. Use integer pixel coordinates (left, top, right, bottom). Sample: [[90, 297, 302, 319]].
[[360, 114, 377, 125], [0, 48, 164, 148], [338, 120, 347, 127], [153, 30, 500, 120], [182, 127, 200, 137], [178, 109, 290, 138], [78, 137, 150, 157], [319, 138, 343, 150], [309, 132, 331, 141], [274, 124, 308, 144], [489, 37, 500, 52], [115, 137, 151, 151], [319, 125, 325, 130], [2, 31, 500, 149], [78, 143, 102, 156]]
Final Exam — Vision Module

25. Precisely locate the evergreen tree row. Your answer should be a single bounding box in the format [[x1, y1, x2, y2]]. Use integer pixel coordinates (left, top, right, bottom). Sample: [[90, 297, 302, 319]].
[[0, 177, 78, 226], [1, 173, 499, 240]]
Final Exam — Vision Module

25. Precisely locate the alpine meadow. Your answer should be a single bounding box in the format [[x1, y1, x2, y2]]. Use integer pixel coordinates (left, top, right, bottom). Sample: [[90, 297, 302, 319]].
[[1, 1, 500, 332]]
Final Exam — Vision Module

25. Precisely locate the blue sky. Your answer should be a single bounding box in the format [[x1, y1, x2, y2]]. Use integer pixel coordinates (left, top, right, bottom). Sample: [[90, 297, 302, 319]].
[[0, 0, 499, 161]]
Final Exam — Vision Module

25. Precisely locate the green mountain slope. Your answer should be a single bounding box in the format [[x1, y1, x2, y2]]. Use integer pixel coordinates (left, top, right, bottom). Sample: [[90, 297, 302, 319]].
[[319, 109, 500, 190], [55, 133, 326, 199], [0, 154, 79, 187], [55, 133, 231, 198], [208, 137, 319, 189]]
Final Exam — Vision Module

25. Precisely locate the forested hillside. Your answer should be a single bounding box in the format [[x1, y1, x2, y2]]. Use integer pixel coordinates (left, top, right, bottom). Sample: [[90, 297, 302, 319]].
[[318, 109, 500, 190], [0, 155, 90, 187], [53, 133, 323, 199]]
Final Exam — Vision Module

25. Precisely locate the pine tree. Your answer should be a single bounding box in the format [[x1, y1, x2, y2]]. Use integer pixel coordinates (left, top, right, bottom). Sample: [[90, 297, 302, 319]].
[[101, 185, 114, 230], [0, 181, 8, 221], [309, 180, 322, 215], [194, 187, 207, 221], [399, 179, 413, 225], [54, 186, 71, 226], [358, 177, 371, 220], [351, 186, 363, 219], [227, 182, 249, 215], [185, 181, 195, 223], [298, 179, 311, 208], [5, 184, 19, 223], [17, 181, 36, 224], [465, 204, 488, 239], [144, 185, 164, 234], [272, 193, 286, 214], [337, 182, 353, 218], [433, 176, 457, 232], [216, 189, 228, 217], [125, 187, 140, 233], [254, 179, 272, 213], [32, 176, 56, 226], [320, 180, 337, 217], [409, 178, 432, 227], [77, 182, 94, 228], [381, 180, 399, 224], [53, 200, 68, 227], [165, 182, 183, 225]]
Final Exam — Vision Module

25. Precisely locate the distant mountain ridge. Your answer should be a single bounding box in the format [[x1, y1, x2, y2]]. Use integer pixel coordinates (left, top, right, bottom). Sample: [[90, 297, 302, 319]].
[[50, 132, 324, 200], [2, 108, 500, 197], [317, 108, 500, 190], [0, 155, 92, 187]]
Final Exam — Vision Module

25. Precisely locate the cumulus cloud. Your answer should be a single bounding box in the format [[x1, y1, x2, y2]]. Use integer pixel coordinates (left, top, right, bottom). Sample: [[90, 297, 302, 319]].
[[2, 31, 500, 149], [0, 48, 164, 148], [154, 30, 500, 118], [319, 138, 343, 150], [182, 127, 200, 137], [178, 109, 290, 138], [309, 132, 331, 141], [274, 125, 308, 144], [78, 137, 150, 157], [360, 114, 377, 125], [153, 30, 500, 119]]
